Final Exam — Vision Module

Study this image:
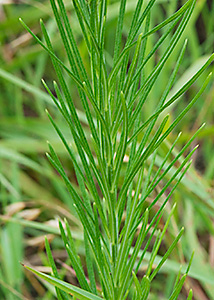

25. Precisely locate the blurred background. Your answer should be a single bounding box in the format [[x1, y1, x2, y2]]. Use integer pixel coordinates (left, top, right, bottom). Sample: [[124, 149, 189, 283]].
[[0, 0, 214, 299]]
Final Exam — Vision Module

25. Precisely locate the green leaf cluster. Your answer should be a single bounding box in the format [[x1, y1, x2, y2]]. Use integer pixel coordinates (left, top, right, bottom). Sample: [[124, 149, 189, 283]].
[[19, 0, 213, 299]]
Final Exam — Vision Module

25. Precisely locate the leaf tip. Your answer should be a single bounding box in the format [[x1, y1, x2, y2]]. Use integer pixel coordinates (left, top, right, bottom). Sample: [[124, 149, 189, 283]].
[[172, 202, 177, 210], [20, 261, 25, 267], [19, 18, 24, 26]]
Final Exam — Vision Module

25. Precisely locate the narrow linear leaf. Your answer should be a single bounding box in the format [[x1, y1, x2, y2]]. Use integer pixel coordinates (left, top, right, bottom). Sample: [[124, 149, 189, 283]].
[[22, 265, 103, 300]]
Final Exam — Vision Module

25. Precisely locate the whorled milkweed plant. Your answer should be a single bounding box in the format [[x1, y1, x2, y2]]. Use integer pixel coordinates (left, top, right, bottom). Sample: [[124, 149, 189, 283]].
[[20, 0, 213, 299]]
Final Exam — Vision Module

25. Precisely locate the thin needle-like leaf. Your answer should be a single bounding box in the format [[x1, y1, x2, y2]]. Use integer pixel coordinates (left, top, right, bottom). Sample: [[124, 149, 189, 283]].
[[22, 265, 103, 300]]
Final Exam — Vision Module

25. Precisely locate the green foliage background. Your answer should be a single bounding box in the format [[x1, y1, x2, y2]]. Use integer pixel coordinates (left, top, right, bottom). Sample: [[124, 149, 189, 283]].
[[0, 0, 214, 299]]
